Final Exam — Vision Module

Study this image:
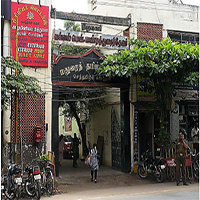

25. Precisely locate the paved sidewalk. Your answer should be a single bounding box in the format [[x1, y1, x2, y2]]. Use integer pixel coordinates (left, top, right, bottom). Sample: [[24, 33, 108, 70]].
[[55, 159, 160, 194], [43, 181, 199, 200]]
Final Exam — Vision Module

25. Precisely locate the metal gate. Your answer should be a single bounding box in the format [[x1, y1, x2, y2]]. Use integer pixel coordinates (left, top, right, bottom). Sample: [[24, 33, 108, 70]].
[[111, 107, 121, 170]]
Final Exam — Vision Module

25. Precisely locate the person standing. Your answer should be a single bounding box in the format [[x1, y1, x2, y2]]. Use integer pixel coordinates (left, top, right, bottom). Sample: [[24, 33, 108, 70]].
[[191, 122, 199, 153], [175, 130, 188, 186], [72, 133, 80, 167], [90, 143, 99, 183], [59, 134, 65, 166]]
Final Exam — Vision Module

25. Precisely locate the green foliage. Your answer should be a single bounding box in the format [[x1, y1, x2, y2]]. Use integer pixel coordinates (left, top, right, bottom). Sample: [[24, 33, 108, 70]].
[[99, 38, 199, 86], [60, 88, 106, 123], [154, 120, 172, 148], [39, 154, 49, 161], [98, 38, 199, 146], [64, 20, 80, 32], [54, 45, 90, 56], [1, 56, 43, 111], [98, 38, 199, 102]]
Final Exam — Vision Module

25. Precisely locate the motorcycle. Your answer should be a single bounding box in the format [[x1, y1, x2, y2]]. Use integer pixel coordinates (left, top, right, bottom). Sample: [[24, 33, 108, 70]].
[[24, 164, 41, 200], [137, 150, 166, 183], [1, 171, 6, 200], [4, 163, 23, 200]]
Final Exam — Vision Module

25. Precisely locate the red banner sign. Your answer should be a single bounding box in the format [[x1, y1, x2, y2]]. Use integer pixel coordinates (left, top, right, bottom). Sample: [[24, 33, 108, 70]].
[[11, 2, 49, 67]]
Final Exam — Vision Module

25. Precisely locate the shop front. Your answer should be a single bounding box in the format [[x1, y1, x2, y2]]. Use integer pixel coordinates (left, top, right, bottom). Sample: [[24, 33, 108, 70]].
[[171, 83, 199, 152]]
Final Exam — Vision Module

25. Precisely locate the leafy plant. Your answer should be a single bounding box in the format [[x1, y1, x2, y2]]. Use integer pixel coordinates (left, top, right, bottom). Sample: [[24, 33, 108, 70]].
[[98, 38, 199, 147], [1, 56, 43, 111]]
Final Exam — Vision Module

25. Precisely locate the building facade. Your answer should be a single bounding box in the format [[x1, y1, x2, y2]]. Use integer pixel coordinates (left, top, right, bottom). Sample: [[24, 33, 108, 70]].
[[88, 0, 199, 171], [1, 0, 52, 166]]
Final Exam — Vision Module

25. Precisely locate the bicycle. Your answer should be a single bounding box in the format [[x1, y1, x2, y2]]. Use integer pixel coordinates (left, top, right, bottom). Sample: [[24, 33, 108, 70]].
[[187, 147, 199, 182], [38, 155, 54, 196]]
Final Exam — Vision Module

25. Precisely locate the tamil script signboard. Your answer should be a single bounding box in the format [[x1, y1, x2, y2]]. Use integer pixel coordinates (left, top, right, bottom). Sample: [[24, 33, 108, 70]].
[[170, 103, 179, 142], [53, 29, 128, 50], [172, 82, 199, 100], [11, 2, 49, 67], [52, 48, 105, 83], [52, 48, 129, 87]]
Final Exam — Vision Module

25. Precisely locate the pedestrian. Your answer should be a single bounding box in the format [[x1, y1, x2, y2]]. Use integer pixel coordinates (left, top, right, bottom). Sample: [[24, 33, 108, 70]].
[[191, 122, 199, 153], [59, 134, 65, 166], [90, 143, 99, 183], [175, 129, 188, 186], [72, 133, 80, 167]]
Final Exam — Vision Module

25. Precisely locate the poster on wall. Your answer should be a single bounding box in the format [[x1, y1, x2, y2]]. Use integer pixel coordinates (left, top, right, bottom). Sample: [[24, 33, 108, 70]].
[[137, 76, 156, 101], [11, 2, 49, 67], [133, 110, 139, 162], [65, 117, 72, 132]]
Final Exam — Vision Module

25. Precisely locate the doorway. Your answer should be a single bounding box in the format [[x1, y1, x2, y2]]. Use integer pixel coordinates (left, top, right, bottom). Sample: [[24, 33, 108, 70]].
[[139, 113, 154, 157]]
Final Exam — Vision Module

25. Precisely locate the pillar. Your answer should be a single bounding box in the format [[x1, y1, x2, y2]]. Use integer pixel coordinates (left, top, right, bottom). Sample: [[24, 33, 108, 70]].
[[52, 86, 60, 177], [120, 87, 131, 173]]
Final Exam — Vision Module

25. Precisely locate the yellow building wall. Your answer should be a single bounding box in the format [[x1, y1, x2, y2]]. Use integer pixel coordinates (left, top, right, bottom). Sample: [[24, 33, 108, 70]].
[[59, 108, 80, 138], [87, 88, 120, 167]]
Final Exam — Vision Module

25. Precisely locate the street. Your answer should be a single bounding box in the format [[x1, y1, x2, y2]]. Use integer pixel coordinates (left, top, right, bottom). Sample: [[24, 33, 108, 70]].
[[41, 182, 199, 200]]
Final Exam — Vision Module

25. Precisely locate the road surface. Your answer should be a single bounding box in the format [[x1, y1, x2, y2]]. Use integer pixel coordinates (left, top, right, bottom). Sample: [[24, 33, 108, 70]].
[[41, 182, 199, 200]]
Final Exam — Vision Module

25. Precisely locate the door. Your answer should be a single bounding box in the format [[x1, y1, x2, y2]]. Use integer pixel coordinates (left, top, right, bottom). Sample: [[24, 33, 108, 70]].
[[111, 107, 121, 170]]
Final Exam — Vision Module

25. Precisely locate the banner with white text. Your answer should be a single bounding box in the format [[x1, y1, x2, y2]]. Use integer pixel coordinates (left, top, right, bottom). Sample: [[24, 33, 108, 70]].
[[11, 2, 49, 67]]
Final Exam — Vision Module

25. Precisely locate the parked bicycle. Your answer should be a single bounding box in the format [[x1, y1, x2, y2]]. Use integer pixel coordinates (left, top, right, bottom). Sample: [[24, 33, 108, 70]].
[[138, 150, 166, 183], [38, 155, 54, 195], [188, 147, 199, 181]]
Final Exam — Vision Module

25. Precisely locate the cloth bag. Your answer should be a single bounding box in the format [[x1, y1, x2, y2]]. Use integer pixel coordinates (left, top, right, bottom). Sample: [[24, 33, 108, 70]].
[[85, 154, 91, 166]]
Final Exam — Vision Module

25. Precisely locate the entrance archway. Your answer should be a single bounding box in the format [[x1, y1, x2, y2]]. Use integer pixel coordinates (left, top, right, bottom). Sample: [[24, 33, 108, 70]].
[[51, 48, 131, 176]]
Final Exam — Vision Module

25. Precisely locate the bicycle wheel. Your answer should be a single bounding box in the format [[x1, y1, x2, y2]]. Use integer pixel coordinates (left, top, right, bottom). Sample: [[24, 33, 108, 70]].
[[5, 190, 16, 200], [5, 185, 16, 200], [193, 162, 199, 180], [45, 170, 53, 195]]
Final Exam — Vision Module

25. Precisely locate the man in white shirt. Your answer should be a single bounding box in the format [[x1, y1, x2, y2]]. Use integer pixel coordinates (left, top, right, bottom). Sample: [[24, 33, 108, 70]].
[[191, 122, 199, 153]]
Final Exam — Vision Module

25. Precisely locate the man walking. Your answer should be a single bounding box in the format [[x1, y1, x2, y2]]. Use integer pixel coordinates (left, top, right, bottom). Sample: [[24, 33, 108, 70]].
[[175, 129, 188, 186]]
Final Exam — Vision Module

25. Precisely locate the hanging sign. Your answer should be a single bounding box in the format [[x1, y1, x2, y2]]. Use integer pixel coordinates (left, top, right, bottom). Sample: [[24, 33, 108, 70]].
[[170, 103, 179, 142], [133, 110, 139, 162], [11, 2, 49, 67], [52, 48, 105, 83], [81, 23, 102, 32], [53, 29, 128, 50]]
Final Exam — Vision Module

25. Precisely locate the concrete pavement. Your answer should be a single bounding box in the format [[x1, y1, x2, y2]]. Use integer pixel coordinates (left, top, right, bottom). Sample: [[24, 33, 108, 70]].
[[42, 180, 199, 200], [52, 158, 199, 196], [54, 158, 152, 194]]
